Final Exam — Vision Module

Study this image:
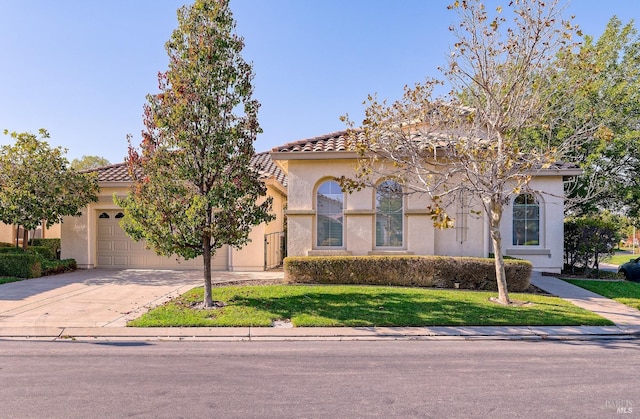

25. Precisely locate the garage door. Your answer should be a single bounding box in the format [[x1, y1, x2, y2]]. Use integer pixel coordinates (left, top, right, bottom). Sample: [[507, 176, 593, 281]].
[[96, 210, 228, 270]]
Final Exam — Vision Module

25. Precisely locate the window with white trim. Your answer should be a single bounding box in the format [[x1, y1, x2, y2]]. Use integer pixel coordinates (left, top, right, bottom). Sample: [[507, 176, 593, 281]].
[[512, 193, 540, 246], [316, 180, 344, 247], [375, 180, 403, 247]]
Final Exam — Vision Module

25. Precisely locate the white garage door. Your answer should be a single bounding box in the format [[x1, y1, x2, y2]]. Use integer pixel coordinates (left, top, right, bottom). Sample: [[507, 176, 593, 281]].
[[96, 210, 228, 270]]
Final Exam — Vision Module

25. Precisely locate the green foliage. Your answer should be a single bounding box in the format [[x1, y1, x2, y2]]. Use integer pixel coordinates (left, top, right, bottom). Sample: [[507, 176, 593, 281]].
[[0, 253, 41, 278], [70, 155, 110, 171], [41, 258, 76, 276], [0, 242, 15, 248], [28, 238, 61, 259], [27, 245, 55, 260], [0, 129, 99, 234], [564, 216, 620, 275], [284, 256, 532, 292], [117, 0, 273, 307], [129, 284, 612, 327], [0, 246, 23, 254], [550, 17, 640, 216]]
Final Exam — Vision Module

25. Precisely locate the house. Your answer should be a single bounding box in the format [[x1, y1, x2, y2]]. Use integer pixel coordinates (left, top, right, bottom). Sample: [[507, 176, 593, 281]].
[[0, 222, 60, 247], [60, 152, 287, 271], [270, 130, 581, 273]]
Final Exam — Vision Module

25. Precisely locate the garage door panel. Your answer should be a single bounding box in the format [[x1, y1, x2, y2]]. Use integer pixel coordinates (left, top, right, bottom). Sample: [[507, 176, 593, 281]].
[[96, 210, 226, 270], [97, 240, 112, 251], [113, 240, 129, 251]]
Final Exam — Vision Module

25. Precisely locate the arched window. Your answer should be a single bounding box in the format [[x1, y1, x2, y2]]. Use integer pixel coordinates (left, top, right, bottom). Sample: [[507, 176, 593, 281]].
[[98, 212, 110, 219], [513, 193, 539, 246], [376, 180, 403, 247], [316, 180, 343, 247]]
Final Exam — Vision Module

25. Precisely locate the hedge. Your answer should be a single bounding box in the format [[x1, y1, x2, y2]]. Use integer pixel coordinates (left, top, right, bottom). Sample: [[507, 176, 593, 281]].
[[29, 238, 61, 259], [0, 253, 42, 278], [284, 256, 532, 292]]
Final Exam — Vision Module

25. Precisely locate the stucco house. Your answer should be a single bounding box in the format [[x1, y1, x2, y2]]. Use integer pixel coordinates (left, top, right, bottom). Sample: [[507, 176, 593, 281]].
[[0, 222, 60, 247], [60, 152, 287, 271], [271, 130, 581, 273]]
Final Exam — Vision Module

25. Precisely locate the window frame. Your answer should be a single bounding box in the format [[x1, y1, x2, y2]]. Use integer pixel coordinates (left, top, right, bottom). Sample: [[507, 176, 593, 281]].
[[315, 180, 345, 248], [374, 179, 404, 248], [512, 193, 541, 246]]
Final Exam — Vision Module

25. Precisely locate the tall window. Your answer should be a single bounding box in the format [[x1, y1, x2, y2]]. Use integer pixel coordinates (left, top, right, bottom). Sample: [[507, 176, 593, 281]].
[[513, 193, 540, 246], [376, 180, 403, 247], [317, 180, 343, 247]]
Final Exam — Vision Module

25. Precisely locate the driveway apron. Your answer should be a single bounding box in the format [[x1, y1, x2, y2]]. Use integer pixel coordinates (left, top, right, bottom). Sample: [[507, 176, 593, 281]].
[[0, 269, 207, 328]]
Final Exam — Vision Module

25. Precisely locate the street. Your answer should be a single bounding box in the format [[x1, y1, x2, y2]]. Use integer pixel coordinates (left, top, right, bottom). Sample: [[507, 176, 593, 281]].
[[0, 339, 638, 418]]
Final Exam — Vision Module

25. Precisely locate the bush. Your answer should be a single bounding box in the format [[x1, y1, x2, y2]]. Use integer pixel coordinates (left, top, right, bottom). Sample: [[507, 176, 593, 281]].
[[27, 245, 56, 260], [42, 259, 77, 276], [0, 242, 15, 248], [0, 253, 42, 278], [29, 238, 61, 259], [0, 246, 24, 254], [284, 256, 532, 292]]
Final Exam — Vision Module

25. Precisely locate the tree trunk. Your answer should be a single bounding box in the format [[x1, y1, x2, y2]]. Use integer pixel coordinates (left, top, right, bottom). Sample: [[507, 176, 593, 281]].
[[22, 228, 29, 251], [489, 199, 510, 305], [202, 235, 213, 308]]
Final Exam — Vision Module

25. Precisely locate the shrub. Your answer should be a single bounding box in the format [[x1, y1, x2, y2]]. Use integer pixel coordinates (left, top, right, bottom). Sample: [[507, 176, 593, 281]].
[[0, 246, 24, 254], [27, 245, 56, 260], [0, 253, 42, 278], [284, 256, 532, 292], [29, 238, 61, 259], [42, 258, 77, 276], [0, 242, 15, 248]]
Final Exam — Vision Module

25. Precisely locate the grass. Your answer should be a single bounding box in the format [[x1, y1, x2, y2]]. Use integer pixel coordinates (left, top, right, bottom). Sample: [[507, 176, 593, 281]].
[[0, 276, 23, 285], [565, 279, 640, 311], [603, 252, 638, 266], [128, 284, 613, 327]]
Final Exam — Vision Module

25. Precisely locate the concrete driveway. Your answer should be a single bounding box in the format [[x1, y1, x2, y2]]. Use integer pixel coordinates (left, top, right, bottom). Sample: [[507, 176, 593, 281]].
[[0, 269, 283, 328]]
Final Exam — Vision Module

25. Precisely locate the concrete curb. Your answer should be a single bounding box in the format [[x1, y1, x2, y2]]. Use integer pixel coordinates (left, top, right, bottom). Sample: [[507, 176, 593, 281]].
[[1, 325, 639, 342]]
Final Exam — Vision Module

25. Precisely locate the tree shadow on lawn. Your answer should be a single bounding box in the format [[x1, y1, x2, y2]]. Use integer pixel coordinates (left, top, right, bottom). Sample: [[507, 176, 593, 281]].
[[222, 288, 610, 327]]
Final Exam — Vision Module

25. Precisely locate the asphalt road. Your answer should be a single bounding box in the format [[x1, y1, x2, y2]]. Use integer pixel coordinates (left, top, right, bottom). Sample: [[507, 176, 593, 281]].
[[0, 339, 638, 418]]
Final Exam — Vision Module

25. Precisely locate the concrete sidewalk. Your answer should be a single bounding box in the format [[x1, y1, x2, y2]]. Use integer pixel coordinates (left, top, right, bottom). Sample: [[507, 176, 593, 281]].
[[530, 271, 640, 329], [1, 269, 639, 342]]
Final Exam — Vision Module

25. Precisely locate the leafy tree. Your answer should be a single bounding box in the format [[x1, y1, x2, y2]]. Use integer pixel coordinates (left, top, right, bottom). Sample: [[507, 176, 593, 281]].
[[342, 0, 589, 304], [564, 216, 619, 277], [0, 129, 99, 249], [550, 17, 640, 217], [117, 0, 273, 308], [70, 155, 111, 171]]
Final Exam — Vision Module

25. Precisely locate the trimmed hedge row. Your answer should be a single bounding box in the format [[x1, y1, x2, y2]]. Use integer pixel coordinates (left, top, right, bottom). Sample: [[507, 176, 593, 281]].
[[284, 256, 532, 292], [0, 253, 42, 279], [29, 238, 61, 259]]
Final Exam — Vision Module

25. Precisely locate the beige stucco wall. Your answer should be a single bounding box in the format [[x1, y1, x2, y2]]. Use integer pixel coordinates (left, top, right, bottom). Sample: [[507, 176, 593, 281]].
[[282, 156, 567, 272], [0, 222, 61, 246], [230, 182, 287, 271], [62, 182, 286, 271]]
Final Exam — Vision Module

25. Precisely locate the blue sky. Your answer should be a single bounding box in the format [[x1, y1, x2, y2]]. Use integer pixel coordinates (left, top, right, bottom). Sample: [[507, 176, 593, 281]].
[[1, 0, 639, 164]]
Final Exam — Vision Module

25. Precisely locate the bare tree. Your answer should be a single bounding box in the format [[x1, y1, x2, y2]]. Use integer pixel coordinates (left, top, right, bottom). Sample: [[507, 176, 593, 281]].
[[342, 0, 593, 304]]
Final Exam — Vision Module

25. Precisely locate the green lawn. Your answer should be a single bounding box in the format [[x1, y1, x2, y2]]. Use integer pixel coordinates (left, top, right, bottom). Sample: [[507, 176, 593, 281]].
[[128, 284, 613, 327], [565, 279, 640, 311], [603, 251, 639, 266], [0, 277, 24, 285]]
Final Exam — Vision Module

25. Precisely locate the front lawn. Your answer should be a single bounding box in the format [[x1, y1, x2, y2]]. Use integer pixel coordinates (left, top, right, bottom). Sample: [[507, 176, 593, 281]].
[[128, 284, 613, 327], [565, 280, 640, 311], [0, 276, 23, 285]]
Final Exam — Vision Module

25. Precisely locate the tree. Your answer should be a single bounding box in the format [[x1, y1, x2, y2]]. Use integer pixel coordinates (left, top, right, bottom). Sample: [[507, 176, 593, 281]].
[[117, 0, 273, 308], [564, 216, 619, 277], [70, 155, 111, 171], [551, 17, 640, 217], [0, 129, 99, 249], [342, 0, 590, 304]]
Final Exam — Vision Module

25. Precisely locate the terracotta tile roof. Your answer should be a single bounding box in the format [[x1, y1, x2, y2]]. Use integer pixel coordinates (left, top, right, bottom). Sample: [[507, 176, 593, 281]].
[[80, 163, 132, 182], [272, 130, 355, 153], [250, 151, 288, 187], [82, 152, 287, 187]]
